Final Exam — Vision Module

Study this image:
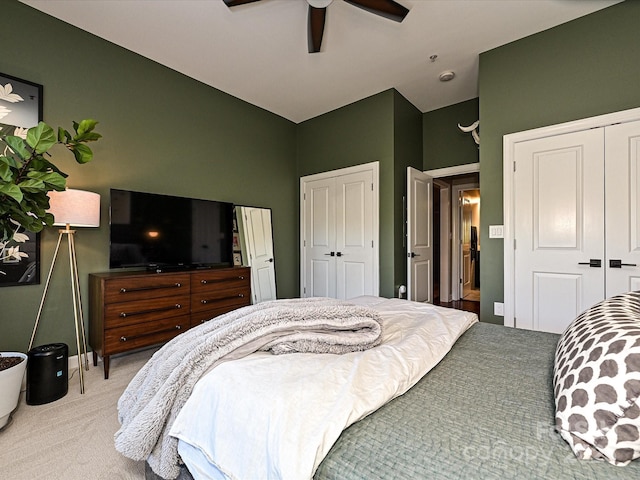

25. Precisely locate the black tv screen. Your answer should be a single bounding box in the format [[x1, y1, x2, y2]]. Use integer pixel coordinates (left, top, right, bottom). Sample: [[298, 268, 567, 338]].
[[109, 189, 234, 270]]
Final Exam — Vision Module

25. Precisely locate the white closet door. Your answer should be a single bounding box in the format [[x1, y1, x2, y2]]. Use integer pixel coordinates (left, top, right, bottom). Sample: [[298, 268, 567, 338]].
[[303, 177, 337, 298], [513, 129, 605, 333], [605, 120, 640, 295], [301, 163, 378, 300], [335, 170, 374, 300]]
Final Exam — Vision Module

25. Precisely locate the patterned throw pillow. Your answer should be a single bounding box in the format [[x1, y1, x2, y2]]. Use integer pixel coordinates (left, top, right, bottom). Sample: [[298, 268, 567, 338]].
[[553, 291, 640, 465]]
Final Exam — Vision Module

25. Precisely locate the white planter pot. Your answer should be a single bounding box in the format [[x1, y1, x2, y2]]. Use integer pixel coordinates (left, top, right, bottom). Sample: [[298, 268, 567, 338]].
[[0, 352, 27, 429]]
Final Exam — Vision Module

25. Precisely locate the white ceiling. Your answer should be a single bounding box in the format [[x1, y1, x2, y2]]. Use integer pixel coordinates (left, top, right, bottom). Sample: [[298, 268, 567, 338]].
[[22, 0, 621, 123]]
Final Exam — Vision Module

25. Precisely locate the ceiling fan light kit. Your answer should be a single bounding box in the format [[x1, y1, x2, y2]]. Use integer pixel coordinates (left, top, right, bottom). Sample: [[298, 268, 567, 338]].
[[224, 0, 409, 54], [307, 0, 334, 8]]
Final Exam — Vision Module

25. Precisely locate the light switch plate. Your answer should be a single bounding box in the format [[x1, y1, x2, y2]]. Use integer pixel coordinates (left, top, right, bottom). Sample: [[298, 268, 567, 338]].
[[494, 302, 504, 316], [489, 225, 504, 239]]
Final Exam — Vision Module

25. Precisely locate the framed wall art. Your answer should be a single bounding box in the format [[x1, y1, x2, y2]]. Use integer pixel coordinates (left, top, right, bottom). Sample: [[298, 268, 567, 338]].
[[0, 72, 43, 287]]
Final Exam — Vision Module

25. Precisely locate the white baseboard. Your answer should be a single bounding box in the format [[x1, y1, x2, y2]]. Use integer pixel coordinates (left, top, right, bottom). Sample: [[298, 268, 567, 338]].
[[67, 351, 96, 371]]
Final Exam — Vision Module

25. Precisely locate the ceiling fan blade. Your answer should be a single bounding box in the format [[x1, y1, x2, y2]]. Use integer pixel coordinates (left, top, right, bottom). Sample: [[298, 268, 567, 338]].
[[343, 0, 409, 22], [223, 0, 262, 7], [308, 6, 327, 53]]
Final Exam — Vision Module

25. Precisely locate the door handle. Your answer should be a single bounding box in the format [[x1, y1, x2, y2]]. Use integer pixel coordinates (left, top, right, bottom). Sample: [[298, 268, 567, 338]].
[[609, 259, 637, 268], [409, 252, 421, 258], [336, 252, 343, 257], [324, 252, 335, 256], [578, 259, 601, 268], [266, 258, 274, 263]]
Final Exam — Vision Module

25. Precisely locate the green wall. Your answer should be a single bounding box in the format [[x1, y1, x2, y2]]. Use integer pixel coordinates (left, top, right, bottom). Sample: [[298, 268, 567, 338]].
[[0, 1, 297, 353], [423, 98, 479, 170], [393, 91, 424, 292], [296, 90, 422, 297], [479, 1, 640, 324]]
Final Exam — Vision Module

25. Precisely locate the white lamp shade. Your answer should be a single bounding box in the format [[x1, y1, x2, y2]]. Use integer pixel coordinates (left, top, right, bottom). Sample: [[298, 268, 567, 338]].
[[48, 189, 101, 227]]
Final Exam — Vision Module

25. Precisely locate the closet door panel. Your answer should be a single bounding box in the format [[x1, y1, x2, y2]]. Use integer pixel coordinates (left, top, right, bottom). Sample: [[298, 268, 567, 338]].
[[335, 170, 374, 300], [304, 178, 336, 298], [513, 129, 605, 332], [605, 119, 640, 296]]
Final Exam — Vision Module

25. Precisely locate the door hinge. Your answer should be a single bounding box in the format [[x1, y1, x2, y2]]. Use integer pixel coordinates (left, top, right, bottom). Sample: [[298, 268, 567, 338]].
[[371, 241, 374, 248], [513, 239, 516, 250], [513, 161, 517, 172], [303, 193, 306, 200], [371, 183, 374, 191], [303, 287, 306, 294]]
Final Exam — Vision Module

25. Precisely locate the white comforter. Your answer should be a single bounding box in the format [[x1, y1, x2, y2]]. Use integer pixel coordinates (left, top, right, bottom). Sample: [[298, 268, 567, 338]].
[[169, 296, 478, 480]]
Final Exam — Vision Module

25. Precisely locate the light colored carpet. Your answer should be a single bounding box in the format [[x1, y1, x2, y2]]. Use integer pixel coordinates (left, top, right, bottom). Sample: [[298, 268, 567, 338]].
[[0, 347, 157, 480]]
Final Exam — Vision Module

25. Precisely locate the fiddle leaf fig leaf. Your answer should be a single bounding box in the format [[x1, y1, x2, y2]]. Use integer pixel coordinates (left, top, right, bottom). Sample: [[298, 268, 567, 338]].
[[28, 170, 66, 189], [75, 119, 99, 137], [0, 163, 12, 182], [74, 131, 102, 143], [26, 122, 57, 154], [0, 183, 23, 204], [17, 178, 45, 192], [0, 154, 20, 169], [70, 143, 93, 164], [58, 127, 72, 144], [43, 212, 54, 227], [4, 135, 30, 159]]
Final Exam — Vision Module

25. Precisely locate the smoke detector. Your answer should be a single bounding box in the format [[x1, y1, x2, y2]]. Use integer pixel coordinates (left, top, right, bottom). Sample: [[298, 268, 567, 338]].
[[439, 71, 455, 82]]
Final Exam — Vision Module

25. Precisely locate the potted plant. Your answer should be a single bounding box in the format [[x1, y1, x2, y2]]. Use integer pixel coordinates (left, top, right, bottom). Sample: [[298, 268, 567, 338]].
[[0, 119, 101, 428], [0, 352, 27, 429]]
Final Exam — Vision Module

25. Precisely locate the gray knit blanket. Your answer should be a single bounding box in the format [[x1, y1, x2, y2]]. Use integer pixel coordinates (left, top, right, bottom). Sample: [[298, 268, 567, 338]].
[[114, 297, 382, 479]]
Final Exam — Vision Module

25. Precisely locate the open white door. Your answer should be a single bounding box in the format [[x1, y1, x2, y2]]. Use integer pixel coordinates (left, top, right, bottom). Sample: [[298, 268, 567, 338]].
[[237, 206, 277, 303], [407, 167, 433, 302]]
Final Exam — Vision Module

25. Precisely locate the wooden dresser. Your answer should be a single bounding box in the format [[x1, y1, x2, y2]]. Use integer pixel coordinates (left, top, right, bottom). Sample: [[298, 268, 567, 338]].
[[89, 266, 250, 378]]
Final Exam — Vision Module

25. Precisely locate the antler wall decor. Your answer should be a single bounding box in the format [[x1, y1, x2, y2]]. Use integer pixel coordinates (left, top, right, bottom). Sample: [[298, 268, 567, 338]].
[[458, 120, 479, 146]]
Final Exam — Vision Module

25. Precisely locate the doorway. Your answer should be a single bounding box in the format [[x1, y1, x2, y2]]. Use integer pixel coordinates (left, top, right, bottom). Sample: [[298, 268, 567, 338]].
[[460, 188, 480, 302], [425, 164, 480, 315]]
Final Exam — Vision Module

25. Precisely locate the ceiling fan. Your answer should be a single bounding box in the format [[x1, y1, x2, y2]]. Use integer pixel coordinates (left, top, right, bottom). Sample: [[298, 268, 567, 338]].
[[222, 0, 410, 53]]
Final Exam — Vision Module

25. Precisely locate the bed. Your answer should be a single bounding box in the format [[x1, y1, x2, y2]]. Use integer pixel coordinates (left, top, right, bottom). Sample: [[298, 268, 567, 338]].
[[131, 296, 640, 480]]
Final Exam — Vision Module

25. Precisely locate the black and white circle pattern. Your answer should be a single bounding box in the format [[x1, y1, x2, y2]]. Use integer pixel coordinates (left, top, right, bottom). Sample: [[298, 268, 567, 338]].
[[553, 291, 640, 465]]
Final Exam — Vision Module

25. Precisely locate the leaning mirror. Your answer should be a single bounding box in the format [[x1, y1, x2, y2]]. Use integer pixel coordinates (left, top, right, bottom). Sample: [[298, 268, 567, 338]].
[[233, 206, 276, 303]]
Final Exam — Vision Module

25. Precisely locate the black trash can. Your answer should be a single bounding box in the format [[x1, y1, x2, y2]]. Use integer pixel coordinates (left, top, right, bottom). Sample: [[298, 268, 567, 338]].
[[27, 343, 68, 405]]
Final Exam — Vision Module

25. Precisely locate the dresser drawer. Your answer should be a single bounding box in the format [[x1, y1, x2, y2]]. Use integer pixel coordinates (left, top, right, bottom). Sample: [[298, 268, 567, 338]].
[[104, 273, 191, 304], [104, 315, 190, 354], [104, 293, 190, 329], [191, 301, 251, 326], [191, 268, 249, 294], [191, 284, 251, 313]]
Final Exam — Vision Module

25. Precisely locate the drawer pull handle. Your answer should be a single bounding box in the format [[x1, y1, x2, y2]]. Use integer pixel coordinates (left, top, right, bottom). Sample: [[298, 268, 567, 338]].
[[200, 275, 246, 285], [119, 304, 182, 318], [200, 293, 245, 304], [120, 283, 182, 293], [120, 325, 182, 342]]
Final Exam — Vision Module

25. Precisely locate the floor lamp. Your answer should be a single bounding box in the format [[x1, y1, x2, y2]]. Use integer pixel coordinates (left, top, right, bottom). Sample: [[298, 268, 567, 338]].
[[29, 188, 101, 394]]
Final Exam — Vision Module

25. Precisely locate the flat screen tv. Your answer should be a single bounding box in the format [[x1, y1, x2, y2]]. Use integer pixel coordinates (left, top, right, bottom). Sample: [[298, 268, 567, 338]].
[[109, 189, 234, 271]]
